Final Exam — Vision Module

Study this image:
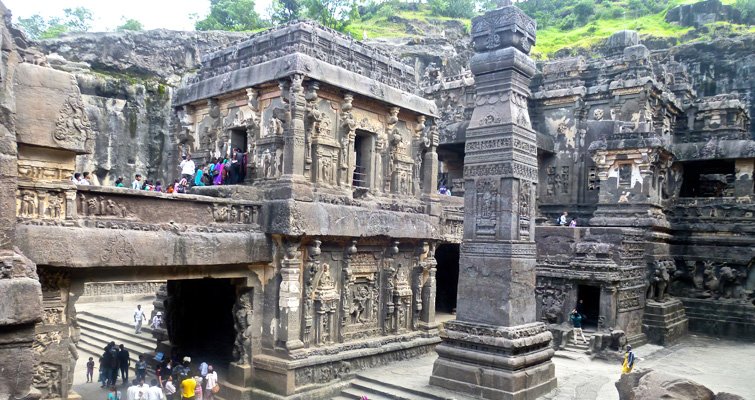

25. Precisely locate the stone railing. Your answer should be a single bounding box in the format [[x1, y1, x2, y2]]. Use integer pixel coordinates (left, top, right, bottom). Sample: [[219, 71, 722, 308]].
[[16, 183, 264, 233]]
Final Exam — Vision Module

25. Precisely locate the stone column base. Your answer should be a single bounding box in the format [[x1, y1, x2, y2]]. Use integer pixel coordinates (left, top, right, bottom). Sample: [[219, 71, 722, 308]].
[[429, 321, 557, 400], [222, 363, 254, 400], [642, 298, 688, 345]]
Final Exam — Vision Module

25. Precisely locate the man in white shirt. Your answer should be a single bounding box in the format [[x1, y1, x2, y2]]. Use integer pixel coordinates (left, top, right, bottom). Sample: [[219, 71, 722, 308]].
[[179, 155, 196, 183], [134, 305, 147, 334], [164, 376, 177, 400], [204, 366, 218, 400], [127, 380, 142, 400], [131, 174, 143, 190], [79, 171, 92, 185], [147, 379, 164, 400]]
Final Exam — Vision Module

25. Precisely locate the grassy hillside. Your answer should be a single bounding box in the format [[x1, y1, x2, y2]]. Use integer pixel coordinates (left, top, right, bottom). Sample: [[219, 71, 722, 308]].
[[349, 0, 754, 58]]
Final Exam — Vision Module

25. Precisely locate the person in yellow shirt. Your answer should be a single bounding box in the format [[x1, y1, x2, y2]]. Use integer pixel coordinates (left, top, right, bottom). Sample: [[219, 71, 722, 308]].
[[622, 345, 636, 374], [181, 372, 197, 400]]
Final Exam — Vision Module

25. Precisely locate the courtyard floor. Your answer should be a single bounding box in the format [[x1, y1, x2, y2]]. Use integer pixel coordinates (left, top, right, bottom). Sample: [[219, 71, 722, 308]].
[[70, 301, 755, 399]]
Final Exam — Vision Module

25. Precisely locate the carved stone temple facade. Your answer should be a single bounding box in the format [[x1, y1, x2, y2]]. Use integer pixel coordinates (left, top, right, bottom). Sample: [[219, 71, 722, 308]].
[[1, 0, 754, 398]]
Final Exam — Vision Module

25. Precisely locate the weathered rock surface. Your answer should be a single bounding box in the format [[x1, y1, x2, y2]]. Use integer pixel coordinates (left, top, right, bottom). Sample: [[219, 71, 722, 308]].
[[39, 29, 249, 83], [666, 0, 751, 28], [615, 369, 745, 400]]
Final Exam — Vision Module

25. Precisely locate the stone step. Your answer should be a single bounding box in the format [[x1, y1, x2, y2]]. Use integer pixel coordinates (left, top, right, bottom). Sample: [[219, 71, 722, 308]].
[[79, 327, 154, 359], [75, 339, 155, 377], [77, 312, 155, 347], [356, 375, 455, 399], [78, 318, 154, 354], [340, 377, 449, 400], [79, 310, 156, 336]]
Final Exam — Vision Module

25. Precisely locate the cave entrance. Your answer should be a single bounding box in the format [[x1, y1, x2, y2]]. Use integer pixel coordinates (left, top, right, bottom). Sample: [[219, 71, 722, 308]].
[[230, 129, 248, 155], [353, 131, 374, 188], [680, 159, 735, 197], [577, 284, 601, 330], [166, 278, 237, 368], [435, 243, 460, 322]]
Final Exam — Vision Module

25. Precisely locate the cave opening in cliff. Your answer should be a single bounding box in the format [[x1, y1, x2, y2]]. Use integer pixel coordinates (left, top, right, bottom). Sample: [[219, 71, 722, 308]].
[[165, 278, 237, 368], [680, 159, 735, 197], [435, 243, 460, 320]]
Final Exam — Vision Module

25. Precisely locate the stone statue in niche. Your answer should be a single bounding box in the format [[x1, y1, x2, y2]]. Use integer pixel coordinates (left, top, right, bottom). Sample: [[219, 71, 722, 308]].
[[593, 108, 604, 121], [647, 261, 671, 302], [350, 285, 369, 324], [321, 157, 333, 184]]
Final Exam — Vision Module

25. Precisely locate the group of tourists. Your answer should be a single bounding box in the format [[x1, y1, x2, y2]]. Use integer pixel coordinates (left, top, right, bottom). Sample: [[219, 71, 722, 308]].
[[558, 211, 578, 227], [179, 150, 248, 187], [96, 350, 220, 400], [71, 172, 94, 185], [110, 150, 249, 195]]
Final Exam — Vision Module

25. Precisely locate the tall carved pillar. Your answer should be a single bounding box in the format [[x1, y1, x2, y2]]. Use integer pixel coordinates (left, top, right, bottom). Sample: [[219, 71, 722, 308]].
[[244, 88, 261, 183], [283, 74, 306, 177], [340, 94, 356, 187], [419, 242, 438, 331], [430, 3, 557, 399], [278, 237, 304, 350], [422, 120, 439, 196]]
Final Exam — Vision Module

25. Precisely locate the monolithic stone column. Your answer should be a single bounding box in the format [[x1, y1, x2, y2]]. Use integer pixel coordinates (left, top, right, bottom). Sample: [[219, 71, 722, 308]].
[[430, 3, 557, 399]]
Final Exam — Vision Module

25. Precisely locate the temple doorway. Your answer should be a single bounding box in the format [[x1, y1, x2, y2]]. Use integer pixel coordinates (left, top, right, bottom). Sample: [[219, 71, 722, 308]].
[[435, 244, 460, 320], [165, 278, 237, 368], [577, 284, 601, 329], [230, 128, 247, 154]]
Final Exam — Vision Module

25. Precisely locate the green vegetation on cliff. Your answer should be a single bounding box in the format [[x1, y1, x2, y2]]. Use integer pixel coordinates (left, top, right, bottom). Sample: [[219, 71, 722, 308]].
[[348, 0, 754, 58]]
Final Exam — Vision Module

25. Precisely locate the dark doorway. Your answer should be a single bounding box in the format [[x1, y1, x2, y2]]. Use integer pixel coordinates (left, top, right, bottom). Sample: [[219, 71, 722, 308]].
[[679, 159, 735, 197], [352, 131, 373, 188], [577, 284, 600, 329], [435, 244, 460, 316], [166, 279, 237, 368], [230, 129, 247, 154]]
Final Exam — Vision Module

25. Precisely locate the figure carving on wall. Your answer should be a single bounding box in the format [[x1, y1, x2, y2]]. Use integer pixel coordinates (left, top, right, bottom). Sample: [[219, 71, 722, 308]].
[[18, 190, 37, 217], [232, 290, 253, 365], [350, 285, 369, 324], [593, 108, 604, 121], [321, 157, 333, 184], [48, 194, 63, 219]]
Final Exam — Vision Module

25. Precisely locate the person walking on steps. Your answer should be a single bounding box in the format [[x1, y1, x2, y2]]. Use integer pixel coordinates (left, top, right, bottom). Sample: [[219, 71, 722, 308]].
[[622, 345, 636, 374], [118, 344, 130, 384], [570, 309, 588, 344], [134, 305, 147, 334]]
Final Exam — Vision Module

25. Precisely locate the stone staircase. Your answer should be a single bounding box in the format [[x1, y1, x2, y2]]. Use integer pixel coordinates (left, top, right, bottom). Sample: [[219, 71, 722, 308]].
[[76, 310, 157, 367], [334, 375, 457, 400], [556, 330, 594, 359]]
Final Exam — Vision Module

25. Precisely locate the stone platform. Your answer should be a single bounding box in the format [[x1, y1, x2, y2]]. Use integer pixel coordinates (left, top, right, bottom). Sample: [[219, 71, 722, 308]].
[[642, 298, 689, 346]]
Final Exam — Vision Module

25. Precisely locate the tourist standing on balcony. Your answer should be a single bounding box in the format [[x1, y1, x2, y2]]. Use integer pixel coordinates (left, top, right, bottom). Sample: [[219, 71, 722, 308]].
[[72, 172, 82, 184], [131, 174, 143, 190], [80, 171, 92, 185], [180, 155, 196, 183], [558, 211, 569, 226], [134, 304, 147, 334]]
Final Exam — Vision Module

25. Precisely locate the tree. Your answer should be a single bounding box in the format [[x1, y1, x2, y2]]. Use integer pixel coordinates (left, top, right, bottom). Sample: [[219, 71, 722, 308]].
[[117, 18, 144, 31], [195, 0, 268, 31], [302, 0, 356, 31], [428, 0, 475, 19], [15, 7, 93, 40], [271, 0, 303, 24]]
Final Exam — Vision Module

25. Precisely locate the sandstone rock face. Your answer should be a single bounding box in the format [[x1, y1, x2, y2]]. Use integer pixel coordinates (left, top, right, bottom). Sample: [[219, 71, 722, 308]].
[[37, 30, 249, 185], [616, 369, 745, 400], [40, 30, 249, 82]]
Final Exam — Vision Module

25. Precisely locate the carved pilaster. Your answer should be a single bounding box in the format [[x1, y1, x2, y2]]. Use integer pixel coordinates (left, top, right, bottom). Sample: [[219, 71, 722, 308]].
[[278, 237, 304, 350], [282, 74, 306, 177], [302, 239, 321, 347], [340, 93, 356, 187], [383, 241, 399, 334], [340, 240, 357, 342]]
